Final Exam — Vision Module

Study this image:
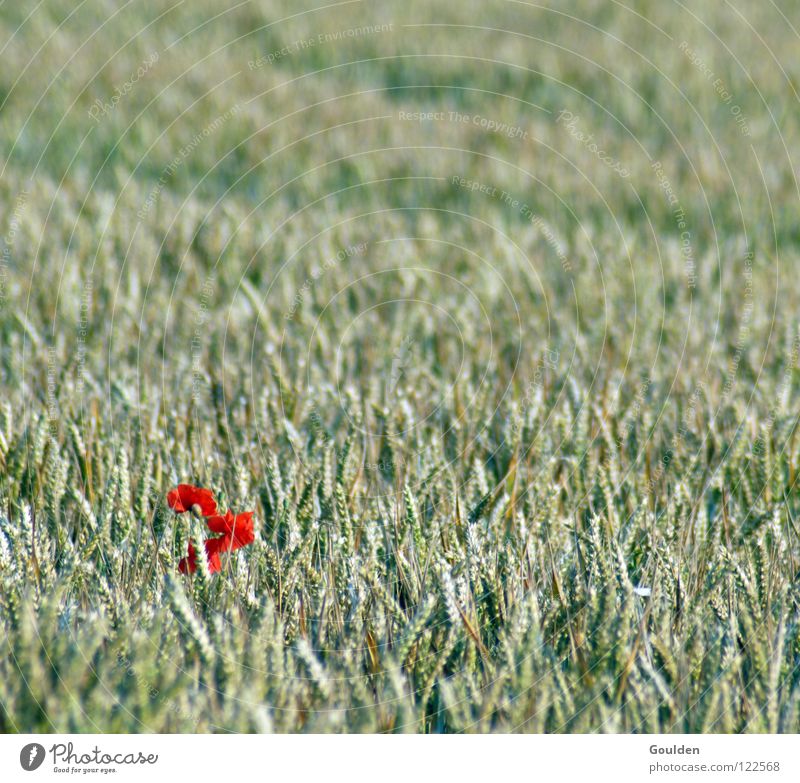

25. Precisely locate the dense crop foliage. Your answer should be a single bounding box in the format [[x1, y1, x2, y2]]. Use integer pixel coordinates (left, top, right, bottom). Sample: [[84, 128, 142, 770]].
[[1, 0, 800, 732]]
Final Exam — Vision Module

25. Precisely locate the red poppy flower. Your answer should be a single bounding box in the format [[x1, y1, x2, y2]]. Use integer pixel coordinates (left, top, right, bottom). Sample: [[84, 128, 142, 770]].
[[206, 510, 255, 551], [177, 510, 255, 576], [178, 538, 224, 575], [167, 484, 217, 516]]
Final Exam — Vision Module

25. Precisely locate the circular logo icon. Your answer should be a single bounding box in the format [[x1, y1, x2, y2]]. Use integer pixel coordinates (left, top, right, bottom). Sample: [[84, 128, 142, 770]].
[[20, 743, 45, 771]]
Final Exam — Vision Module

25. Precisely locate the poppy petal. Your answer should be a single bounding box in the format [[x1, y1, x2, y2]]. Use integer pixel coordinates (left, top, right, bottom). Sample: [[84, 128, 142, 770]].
[[228, 511, 255, 550], [178, 541, 198, 574], [206, 549, 222, 574], [212, 512, 255, 553], [177, 511, 255, 574], [177, 538, 224, 574], [206, 509, 234, 534], [167, 484, 217, 516]]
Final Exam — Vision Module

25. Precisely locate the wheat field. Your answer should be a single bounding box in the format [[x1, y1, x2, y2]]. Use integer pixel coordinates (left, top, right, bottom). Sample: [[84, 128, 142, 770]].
[[1, 0, 800, 733]]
